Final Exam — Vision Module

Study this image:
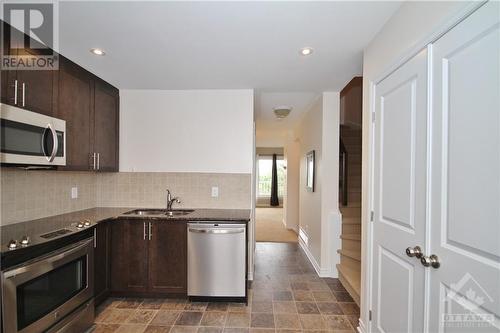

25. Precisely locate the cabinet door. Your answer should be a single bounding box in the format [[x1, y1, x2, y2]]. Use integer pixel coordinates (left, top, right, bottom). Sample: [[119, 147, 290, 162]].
[[110, 220, 149, 293], [93, 79, 119, 172], [16, 66, 57, 116], [94, 222, 110, 306], [57, 57, 93, 171], [148, 221, 187, 294], [1, 22, 18, 106], [1, 22, 57, 115]]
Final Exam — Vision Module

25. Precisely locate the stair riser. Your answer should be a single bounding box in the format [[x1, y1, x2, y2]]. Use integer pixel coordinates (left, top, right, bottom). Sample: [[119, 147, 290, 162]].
[[340, 207, 361, 217], [338, 271, 360, 306], [342, 224, 361, 234], [340, 255, 361, 271], [342, 239, 361, 252]]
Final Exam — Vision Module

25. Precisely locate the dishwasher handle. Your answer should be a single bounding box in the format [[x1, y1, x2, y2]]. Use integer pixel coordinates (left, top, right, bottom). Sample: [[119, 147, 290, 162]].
[[188, 228, 245, 234]]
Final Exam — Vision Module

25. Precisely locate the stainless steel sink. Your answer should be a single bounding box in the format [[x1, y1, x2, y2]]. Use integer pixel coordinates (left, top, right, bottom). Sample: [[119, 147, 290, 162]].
[[124, 209, 194, 217]]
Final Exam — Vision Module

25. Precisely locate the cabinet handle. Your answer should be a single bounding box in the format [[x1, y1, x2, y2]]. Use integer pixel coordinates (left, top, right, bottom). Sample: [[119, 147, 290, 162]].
[[97, 153, 100, 170], [93, 228, 97, 248], [143, 222, 146, 240], [148, 222, 152, 241], [22, 82, 25, 107], [92, 152, 96, 170], [13, 80, 18, 105]]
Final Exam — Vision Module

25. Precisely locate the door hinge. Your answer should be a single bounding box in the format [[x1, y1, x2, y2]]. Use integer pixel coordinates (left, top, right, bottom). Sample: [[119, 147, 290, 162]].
[[370, 211, 374, 222], [369, 310, 372, 321], [371, 112, 376, 123]]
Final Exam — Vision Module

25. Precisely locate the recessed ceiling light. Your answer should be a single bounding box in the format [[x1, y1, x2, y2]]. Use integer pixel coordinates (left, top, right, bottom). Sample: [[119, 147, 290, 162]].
[[90, 48, 105, 56], [300, 47, 313, 56]]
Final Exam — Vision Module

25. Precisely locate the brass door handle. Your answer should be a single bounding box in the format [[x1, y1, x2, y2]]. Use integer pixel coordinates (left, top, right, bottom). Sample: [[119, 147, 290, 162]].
[[406, 246, 423, 258], [421, 254, 440, 269]]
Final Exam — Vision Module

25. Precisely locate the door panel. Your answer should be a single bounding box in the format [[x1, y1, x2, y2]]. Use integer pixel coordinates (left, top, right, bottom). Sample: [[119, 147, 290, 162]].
[[110, 220, 149, 293], [372, 48, 428, 333], [148, 221, 187, 294], [429, 2, 500, 331], [57, 57, 92, 170], [16, 68, 57, 116], [94, 221, 110, 305], [94, 79, 119, 172]]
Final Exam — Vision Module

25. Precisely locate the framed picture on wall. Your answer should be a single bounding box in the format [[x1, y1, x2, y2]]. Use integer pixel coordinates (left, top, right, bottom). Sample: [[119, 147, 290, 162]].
[[306, 150, 315, 192]]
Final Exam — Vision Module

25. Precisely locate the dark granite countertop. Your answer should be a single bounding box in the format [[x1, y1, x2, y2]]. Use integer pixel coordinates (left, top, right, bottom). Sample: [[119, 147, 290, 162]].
[[1, 207, 251, 255]]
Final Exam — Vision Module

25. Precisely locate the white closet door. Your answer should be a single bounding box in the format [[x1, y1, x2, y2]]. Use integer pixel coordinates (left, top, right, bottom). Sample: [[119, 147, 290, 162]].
[[428, 1, 500, 332], [372, 48, 428, 333]]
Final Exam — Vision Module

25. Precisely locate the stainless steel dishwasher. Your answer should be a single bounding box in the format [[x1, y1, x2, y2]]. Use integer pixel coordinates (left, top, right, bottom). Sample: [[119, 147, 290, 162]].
[[187, 223, 246, 300]]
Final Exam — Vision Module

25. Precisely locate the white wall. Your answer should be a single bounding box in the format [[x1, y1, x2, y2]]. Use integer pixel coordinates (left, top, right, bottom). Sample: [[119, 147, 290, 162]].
[[284, 131, 300, 232], [120, 89, 254, 173], [360, 1, 477, 331], [320, 92, 341, 274], [295, 92, 341, 276], [298, 97, 323, 263]]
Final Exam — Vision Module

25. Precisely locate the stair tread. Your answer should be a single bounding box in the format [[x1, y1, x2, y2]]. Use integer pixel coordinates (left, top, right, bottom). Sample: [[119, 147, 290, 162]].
[[337, 249, 361, 261], [340, 234, 361, 241], [337, 264, 361, 296]]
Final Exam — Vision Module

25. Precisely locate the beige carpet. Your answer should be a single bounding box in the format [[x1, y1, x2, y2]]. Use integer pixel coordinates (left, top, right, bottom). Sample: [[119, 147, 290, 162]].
[[255, 208, 298, 243]]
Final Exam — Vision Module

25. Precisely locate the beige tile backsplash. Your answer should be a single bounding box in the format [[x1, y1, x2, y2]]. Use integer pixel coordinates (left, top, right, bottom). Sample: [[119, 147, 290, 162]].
[[0, 169, 251, 226]]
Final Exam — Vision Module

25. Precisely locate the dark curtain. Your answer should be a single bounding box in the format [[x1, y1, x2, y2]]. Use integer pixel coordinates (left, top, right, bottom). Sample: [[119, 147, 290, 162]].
[[270, 154, 279, 206]]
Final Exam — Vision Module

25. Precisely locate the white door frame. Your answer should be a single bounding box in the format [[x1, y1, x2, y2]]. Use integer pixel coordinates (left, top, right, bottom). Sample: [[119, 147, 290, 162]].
[[360, 2, 487, 332]]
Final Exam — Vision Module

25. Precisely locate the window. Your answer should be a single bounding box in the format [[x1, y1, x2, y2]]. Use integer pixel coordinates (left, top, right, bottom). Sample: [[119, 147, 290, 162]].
[[257, 155, 285, 198]]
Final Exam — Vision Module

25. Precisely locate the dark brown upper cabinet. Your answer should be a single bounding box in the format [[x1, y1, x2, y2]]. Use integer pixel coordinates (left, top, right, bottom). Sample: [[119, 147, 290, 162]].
[[1, 22, 58, 116], [57, 56, 93, 171], [1, 22, 119, 172], [93, 78, 119, 172]]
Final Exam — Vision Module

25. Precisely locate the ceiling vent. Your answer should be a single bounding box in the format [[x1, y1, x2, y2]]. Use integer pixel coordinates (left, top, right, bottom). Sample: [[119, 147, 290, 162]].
[[273, 106, 292, 119]]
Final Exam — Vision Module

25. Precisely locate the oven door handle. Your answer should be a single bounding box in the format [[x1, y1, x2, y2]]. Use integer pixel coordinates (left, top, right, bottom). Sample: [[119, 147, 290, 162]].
[[2, 238, 92, 280]]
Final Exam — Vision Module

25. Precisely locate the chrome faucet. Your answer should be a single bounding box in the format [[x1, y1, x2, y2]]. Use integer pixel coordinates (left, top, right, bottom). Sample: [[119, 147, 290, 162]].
[[166, 189, 181, 211]]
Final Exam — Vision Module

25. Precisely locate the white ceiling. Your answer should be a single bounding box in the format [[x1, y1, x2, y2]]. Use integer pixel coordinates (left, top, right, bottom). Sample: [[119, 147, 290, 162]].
[[58, 1, 401, 139]]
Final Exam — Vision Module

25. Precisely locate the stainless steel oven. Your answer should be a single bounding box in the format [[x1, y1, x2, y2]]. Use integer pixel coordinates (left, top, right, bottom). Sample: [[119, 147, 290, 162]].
[[0, 103, 66, 167], [1, 238, 94, 333]]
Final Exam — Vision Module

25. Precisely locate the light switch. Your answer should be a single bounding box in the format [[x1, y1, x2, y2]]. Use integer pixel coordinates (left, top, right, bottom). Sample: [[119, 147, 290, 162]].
[[71, 187, 78, 199], [211, 186, 219, 198]]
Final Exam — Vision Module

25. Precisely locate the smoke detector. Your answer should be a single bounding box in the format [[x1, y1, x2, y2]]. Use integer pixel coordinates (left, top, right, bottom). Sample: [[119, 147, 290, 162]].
[[273, 106, 292, 119]]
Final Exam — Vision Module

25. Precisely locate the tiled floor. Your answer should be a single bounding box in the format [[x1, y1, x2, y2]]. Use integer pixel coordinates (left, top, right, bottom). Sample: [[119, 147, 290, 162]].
[[93, 242, 359, 333]]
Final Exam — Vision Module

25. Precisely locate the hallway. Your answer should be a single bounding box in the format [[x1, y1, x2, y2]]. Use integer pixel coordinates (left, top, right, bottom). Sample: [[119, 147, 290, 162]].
[[93, 243, 359, 332], [255, 208, 297, 243]]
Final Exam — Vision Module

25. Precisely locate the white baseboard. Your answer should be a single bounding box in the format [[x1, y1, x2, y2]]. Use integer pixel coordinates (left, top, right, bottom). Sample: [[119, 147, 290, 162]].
[[357, 318, 367, 333], [299, 237, 333, 277]]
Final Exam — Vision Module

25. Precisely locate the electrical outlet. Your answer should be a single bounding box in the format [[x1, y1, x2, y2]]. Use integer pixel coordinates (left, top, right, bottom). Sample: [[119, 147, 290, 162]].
[[71, 187, 78, 199], [211, 186, 219, 198]]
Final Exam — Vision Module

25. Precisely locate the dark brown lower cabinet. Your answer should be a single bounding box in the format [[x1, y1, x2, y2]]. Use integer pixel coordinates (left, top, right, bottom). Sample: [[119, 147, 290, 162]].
[[110, 219, 149, 294], [149, 221, 187, 294], [94, 221, 111, 306], [110, 219, 187, 296]]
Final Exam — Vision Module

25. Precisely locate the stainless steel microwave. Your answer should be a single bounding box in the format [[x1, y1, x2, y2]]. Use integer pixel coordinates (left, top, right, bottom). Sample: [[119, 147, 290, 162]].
[[0, 103, 66, 166]]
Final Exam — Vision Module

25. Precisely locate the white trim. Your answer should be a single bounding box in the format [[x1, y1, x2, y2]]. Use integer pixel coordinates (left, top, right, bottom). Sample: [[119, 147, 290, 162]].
[[372, 1, 485, 85], [299, 236, 333, 277], [358, 319, 367, 333], [362, 3, 486, 333]]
